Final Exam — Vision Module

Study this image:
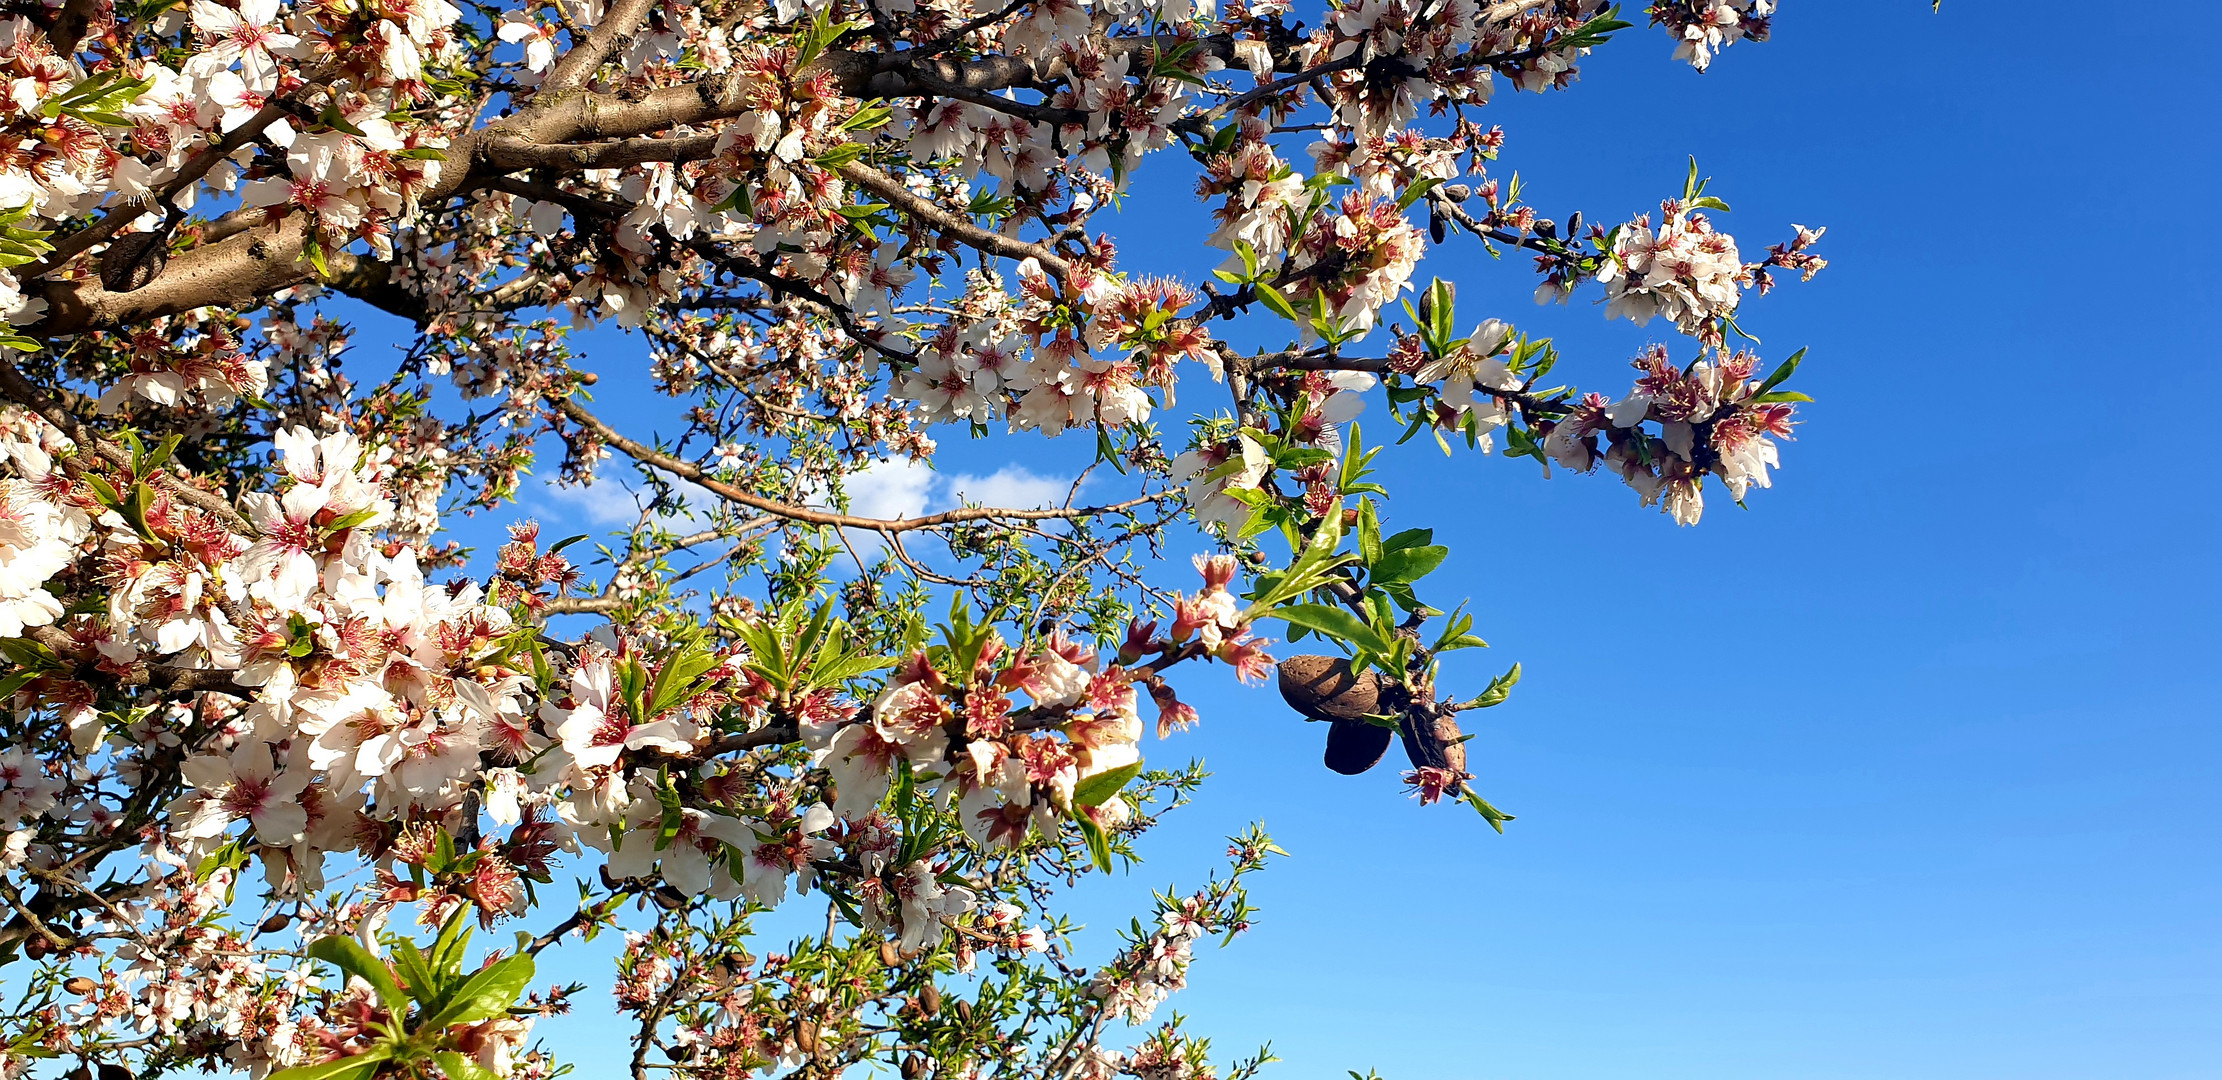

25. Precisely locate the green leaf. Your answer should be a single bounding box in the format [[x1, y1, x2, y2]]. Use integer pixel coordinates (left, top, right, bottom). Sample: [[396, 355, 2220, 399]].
[[654, 774, 685, 852], [646, 639, 720, 721], [1274, 604, 1390, 655], [307, 936, 412, 1018], [1380, 527, 1434, 553], [1369, 544, 1447, 587], [419, 953, 535, 1032], [325, 507, 380, 533], [1747, 390, 1812, 404], [841, 99, 894, 132], [1073, 761, 1143, 808], [194, 835, 253, 881], [1395, 176, 1444, 212], [1466, 662, 1521, 709], [81, 474, 122, 509], [1077, 815, 1114, 873], [1753, 347, 1807, 395], [1255, 283, 1298, 321], [389, 940, 441, 1008], [1464, 788, 1515, 834], [813, 142, 868, 169], [435, 1051, 499, 1080], [267, 1049, 392, 1080], [1356, 499, 1383, 567]]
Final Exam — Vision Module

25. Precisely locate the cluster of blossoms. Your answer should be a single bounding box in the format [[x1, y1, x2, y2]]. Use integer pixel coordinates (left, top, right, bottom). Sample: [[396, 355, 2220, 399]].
[[1647, 0, 1775, 71], [1542, 345, 1796, 524], [1595, 199, 1747, 345], [893, 265, 1224, 437], [1409, 317, 1520, 446], [1090, 899, 1210, 1024], [814, 552, 1269, 863], [0, 432, 88, 639]]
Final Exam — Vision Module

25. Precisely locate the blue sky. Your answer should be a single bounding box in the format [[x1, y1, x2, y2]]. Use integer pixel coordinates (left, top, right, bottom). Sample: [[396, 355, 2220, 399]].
[[1080, 5, 2222, 1078], [392, 2, 2222, 1077]]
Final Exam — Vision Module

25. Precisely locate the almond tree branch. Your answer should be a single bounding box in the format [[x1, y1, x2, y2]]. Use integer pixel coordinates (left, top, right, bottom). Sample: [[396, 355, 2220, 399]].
[[0, 356, 256, 534], [837, 161, 1074, 279], [556, 395, 1173, 532], [542, 0, 663, 93]]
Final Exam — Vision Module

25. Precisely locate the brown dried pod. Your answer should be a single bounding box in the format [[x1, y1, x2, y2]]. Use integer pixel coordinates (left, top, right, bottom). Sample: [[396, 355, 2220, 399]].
[[954, 999, 973, 1025], [63, 976, 96, 995], [794, 1021, 819, 1053], [919, 984, 941, 1016], [879, 941, 900, 968], [259, 912, 291, 934], [1323, 717, 1394, 775], [1398, 709, 1468, 776], [100, 231, 169, 294], [1277, 655, 1382, 722], [98, 1065, 134, 1080], [901, 1054, 927, 1080]]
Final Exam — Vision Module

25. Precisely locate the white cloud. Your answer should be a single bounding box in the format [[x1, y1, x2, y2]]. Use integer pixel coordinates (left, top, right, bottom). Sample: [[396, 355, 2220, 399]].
[[548, 460, 1083, 570], [543, 475, 717, 527], [945, 465, 1070, 511], [839, 458, 938, 520], [807, 460, 1081, 566]]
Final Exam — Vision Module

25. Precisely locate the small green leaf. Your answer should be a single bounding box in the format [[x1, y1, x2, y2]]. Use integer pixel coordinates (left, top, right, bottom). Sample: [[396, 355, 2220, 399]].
[[1466, 662, 1521, 709], [1753, 347, 1807, 395], [1255, 283, 1298, 321]]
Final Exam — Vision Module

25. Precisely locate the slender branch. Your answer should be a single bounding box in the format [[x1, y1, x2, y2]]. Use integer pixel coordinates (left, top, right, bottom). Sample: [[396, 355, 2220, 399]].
[[559, 396, 1169, 532], [0, 356, 256, 535]]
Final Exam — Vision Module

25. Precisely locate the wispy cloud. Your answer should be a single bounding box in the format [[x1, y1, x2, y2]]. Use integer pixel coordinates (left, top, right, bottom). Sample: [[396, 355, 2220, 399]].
[[542, 460, 1083, 570], [944, 465, 1071, 510], [818, 460, 1079, 565], [542, 474, 718, 528]]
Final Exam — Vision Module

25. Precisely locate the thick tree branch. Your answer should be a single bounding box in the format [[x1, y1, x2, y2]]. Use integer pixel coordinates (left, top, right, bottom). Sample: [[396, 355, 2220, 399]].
[[541, 0, 662, 93], [838, 161, 1074, 279]]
